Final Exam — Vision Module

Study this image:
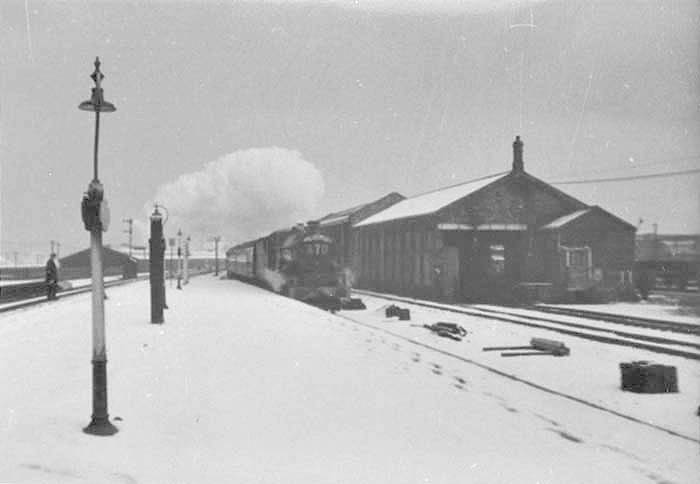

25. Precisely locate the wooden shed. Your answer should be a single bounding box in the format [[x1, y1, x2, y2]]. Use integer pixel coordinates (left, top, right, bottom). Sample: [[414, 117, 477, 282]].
[[60, 246, 139, 280], [352, 137, 636, 303]]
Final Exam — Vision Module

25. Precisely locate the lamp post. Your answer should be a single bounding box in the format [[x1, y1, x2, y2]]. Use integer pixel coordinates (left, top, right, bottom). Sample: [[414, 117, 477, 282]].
[[176, 229, 183, 290], [184, 236, 190, 284], [79, 57, 118, 436], [169, 238, 175, 287], [149, 205, 165, 324], [212, 236, 221, 276]]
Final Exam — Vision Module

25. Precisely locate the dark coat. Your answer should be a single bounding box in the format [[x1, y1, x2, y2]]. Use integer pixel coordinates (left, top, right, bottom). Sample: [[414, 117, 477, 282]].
[[46, 259, 58, 283]]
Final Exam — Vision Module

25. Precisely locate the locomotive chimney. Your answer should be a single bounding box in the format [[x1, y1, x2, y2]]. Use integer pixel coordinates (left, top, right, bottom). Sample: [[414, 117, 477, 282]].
[[512, 135, 524, 173], [307, 220, 321, 234]]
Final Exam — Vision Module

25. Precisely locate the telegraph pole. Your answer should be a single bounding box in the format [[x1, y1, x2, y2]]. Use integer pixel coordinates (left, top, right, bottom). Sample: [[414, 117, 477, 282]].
[[123, 218, 133, 257], [79, 57, 118, 436], [212, 236, 221, 276], [183, 236, 190, 284]]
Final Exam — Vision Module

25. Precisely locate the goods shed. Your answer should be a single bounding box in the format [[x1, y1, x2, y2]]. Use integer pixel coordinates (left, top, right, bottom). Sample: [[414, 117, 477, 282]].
[[353, 137, 636, 303], [60, 246, 138, 279]]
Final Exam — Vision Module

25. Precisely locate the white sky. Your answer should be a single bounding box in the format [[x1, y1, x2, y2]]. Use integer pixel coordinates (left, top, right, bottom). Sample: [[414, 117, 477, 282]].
[[1, 0, 698, 259]]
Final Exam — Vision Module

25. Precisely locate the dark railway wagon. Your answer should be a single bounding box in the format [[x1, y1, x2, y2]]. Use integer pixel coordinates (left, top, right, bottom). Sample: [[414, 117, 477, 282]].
[[635, 234, 699, 292], [226, 222, 355, 310]]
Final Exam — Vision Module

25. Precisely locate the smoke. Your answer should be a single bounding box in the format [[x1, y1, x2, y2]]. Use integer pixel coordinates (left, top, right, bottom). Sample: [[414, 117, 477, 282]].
[[261, 268, 287, 293], [142, 147, 324, 247]]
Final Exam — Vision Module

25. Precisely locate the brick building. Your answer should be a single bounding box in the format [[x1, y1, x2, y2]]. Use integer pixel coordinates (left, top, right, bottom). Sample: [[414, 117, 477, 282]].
[[352, 137, 636, 303]]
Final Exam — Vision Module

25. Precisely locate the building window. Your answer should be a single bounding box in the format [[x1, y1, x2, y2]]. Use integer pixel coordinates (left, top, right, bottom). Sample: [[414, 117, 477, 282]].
[[569, 250, 587, 267], [489, 244, 505, 275]]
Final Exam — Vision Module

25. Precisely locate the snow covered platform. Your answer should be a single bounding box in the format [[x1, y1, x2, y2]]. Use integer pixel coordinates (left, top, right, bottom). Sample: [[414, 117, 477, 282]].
[[0, 278, 698, 483]]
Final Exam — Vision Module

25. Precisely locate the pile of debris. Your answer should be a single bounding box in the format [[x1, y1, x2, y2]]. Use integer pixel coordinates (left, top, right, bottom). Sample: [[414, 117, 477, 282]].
[[483, 337, 570, 357], [620, 360, 678, 393], [385, 304, 411, 320], [421, 322, 468, 341], [340, 297, 366, 310]]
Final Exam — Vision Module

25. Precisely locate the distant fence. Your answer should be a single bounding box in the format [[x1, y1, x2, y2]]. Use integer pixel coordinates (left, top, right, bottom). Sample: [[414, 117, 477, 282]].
[[1, 265, 134, 281], [0, 266, 45, 281]]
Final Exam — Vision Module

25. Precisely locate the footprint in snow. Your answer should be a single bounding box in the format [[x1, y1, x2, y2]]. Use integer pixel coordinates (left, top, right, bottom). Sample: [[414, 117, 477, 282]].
[[547, 428, 583, 443]]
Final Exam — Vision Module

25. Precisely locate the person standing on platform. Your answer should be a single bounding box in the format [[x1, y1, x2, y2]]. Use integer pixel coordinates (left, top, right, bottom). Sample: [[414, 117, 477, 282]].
[[45, 253, 59, 300]]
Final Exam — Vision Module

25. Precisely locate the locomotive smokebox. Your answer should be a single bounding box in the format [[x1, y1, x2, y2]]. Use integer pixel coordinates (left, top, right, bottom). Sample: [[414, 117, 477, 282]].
[[306, 220, 321, 233]]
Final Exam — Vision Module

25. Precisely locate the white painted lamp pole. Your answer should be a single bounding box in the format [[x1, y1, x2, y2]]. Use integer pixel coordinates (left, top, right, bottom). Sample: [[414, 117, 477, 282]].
[[79, 57, 118, 436]]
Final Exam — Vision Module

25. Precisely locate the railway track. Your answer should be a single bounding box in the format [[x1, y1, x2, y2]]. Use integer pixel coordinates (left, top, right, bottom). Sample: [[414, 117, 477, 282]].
[[0, 275, 149, 313], [352, 290, 700, 361], [528, 305, 700, 335]]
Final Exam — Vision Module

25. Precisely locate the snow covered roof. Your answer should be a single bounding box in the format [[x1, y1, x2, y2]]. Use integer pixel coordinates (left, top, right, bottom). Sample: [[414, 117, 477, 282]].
[[540, 209, 591, 230], [318, 203, 365, 227], [318, 192, 404, 227], [355, 172, 507, 227], [541, 206, 635, 231]]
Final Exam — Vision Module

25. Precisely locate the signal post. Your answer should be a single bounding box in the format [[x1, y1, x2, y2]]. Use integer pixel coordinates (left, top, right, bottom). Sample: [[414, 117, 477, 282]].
[[149, 206, 166, 324]]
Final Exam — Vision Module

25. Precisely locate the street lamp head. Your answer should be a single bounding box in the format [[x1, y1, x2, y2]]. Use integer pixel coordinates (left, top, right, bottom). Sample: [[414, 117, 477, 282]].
[[79, 57, 116, 113], [151, 205, 162, 221]]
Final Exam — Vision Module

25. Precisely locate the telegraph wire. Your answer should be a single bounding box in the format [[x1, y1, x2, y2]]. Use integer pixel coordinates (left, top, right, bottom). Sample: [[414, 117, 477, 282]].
[[552, 168, 700, 185], [576, 154, 700, 177]]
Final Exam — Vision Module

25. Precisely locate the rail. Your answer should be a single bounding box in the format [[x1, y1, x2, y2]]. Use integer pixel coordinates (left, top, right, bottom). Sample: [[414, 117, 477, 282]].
[[0, 275, 150, 313]]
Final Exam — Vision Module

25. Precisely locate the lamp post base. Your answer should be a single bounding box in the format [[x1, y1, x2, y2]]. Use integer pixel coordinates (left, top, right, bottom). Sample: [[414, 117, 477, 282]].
[[83, 417, 119, 436], [84, 359, 118, 436]]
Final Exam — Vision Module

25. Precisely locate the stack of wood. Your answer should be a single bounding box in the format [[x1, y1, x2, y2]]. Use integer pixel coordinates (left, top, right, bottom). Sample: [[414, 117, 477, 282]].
[[483, 337, 571, 357]]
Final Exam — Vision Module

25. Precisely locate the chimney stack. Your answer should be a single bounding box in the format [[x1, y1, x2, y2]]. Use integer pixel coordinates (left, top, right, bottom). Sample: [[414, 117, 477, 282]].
[[307, 220, 321, 234], [512, 135, 524, 173]]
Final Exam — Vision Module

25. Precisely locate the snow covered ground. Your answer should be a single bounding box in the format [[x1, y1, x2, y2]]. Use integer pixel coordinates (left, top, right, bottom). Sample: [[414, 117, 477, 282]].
[[0, 278, 697, 483], [352, 295, 700, 437]]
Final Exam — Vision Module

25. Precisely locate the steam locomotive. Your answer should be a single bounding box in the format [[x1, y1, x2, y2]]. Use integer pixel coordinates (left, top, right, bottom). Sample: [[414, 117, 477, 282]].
[[226, 221, 363, 311]]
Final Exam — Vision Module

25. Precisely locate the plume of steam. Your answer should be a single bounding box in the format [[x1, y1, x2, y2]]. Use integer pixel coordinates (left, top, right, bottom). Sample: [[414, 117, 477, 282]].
[[261, 268, 287, 293], [142, 147, 324, 247]]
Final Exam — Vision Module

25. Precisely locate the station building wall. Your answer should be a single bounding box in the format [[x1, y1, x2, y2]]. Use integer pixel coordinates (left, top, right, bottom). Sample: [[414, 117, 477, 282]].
[[350, 142, 635, 303]]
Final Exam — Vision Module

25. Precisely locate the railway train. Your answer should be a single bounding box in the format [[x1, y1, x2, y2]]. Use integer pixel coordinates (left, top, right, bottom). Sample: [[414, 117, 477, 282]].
[[226, 221, 364, 311], [635, 234, 699, 293]]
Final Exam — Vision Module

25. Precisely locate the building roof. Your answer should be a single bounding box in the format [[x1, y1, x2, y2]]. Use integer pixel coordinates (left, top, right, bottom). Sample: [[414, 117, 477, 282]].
[[540, 206, 636, 231], [540, 209, 592, 230], [318, 192, 404, 227], [354, 172, 507, 227], [60, 246, 139, 266], [318, 203, 367, 227]]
